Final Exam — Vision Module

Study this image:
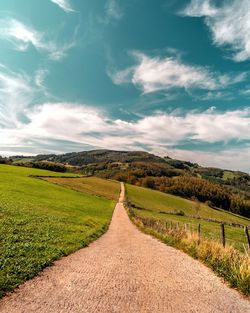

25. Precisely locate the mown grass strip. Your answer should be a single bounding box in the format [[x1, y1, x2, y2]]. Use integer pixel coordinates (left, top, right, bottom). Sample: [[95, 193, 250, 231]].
[[44, 176, 120, 201]]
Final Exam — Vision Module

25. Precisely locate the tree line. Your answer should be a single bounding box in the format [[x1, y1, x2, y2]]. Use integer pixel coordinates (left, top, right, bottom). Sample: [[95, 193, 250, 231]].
[[91, 162, 250, 218]]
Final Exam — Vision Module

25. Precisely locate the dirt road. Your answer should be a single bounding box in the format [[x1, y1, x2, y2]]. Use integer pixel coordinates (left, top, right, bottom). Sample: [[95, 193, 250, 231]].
[[0, 183, 249, 313]]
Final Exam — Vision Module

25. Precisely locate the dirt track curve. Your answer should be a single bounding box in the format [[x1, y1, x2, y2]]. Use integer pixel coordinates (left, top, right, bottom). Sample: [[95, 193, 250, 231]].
[[0, 183, 249, 313]]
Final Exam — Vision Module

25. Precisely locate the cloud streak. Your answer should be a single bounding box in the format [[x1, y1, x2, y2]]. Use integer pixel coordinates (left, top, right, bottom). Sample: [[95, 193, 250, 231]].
[[50, 0, 74, 13], [182, 0, 250, 62], [0, 18, 75, 60], [99, 0, 123, 24], [0, 65, 34, 128], [109, 52, 246, 93]]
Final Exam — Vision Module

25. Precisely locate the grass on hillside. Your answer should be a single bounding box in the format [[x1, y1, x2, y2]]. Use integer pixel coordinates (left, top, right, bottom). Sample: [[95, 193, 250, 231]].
[[125, 183, 250, 296], [12, 158, 35, 164], [44, 177, 120, 201], [126, 184, 250, 251], [126, 184, 250, 225], [223, 171, 237, 180], [0, 165, 120, 297], [131, 215, 250, 296]]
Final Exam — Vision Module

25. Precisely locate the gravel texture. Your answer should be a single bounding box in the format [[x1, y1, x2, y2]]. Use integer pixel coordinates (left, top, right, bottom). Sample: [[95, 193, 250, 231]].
[[0, 183, 249, 313]]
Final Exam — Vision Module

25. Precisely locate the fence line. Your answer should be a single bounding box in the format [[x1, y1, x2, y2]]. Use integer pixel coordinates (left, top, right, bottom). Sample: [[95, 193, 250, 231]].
[[127, 204, 250, 254]]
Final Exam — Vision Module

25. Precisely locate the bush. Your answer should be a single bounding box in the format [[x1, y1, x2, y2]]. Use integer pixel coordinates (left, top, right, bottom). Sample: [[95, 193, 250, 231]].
[[142, 177, 155, 189]]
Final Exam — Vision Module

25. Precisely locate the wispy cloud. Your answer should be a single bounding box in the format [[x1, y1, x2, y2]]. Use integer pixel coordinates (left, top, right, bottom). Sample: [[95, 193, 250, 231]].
[[182, 0, 250, 62], [50, 0, 74, 13], [0, 62, 55, 133], [0, 18, 75, 60], [35, 68, 48, 89], [105, 0, 123, 21], [34, 68, 53, 98], [100, 0, 123, 24], [108, 51, 246, 93], [0, 66, 34, 128], [0, 18, 42, 52]]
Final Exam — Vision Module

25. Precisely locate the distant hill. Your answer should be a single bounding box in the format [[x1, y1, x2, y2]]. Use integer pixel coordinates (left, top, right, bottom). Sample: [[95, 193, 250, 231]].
[[6, 150, 250, 193], [31, 150, 249, 185], [34, 149, 165, 165]]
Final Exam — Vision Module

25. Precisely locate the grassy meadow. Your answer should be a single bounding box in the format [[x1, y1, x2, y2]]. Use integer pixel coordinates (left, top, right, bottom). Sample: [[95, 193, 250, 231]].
[[0, 165, 120, 297], [125, 183, 250, 295], [126, 184, 249, 251]]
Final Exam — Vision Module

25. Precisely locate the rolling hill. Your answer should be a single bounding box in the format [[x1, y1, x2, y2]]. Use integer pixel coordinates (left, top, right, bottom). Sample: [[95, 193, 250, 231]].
[[2, 149, 250, 218]]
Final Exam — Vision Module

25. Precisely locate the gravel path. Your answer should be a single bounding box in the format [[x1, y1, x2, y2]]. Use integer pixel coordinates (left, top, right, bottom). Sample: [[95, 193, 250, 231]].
[[0, 183, 249, 313]]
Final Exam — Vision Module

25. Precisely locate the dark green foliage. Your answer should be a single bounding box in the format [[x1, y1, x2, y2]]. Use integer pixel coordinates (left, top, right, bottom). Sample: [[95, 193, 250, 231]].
[[0, 156, 9, 164], [164, 158, 198, 169], [35, 149, 165, 165], [32, 161, 67, 172]]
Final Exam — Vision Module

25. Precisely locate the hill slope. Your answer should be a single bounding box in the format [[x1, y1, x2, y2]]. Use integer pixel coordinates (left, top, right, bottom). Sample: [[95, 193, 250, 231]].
[[125, 183, 249, 251], [35, 149, 165, 165]]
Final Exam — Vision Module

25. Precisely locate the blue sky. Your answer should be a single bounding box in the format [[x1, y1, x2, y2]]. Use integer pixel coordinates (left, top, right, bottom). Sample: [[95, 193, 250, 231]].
[[0, 0, 249, 172]]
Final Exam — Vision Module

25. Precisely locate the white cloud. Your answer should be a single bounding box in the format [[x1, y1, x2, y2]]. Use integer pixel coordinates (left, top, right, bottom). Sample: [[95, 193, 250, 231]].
[[24, 103, 111, 143], [109, 52, 246, 93], [0, 66, 34, 128], [182, 0, 250, 62], [0, 18, 75, 60], [50, 0, 74, 13], [182, 0, 217, 17], [166, 147, 250, 173], [1, 102, 250, 171], [0, 18, 42, 52]]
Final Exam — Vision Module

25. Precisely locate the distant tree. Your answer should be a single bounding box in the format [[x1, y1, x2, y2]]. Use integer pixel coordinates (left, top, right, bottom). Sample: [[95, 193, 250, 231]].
[[142, 177, 155, 189], [0, 156, 9, 164], [32, 161, 67, 173]]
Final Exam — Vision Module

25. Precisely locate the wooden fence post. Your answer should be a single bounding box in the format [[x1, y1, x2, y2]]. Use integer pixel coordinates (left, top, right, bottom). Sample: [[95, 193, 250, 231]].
[[244, 226, 250, 250], [197, 224, 201, 245], [221, 223, 225, 247]]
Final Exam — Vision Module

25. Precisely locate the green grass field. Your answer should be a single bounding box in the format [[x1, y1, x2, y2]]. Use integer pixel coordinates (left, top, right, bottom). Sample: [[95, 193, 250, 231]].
[[0, 165, 120, 297], [223, 171, 237, 180], [125, 184, 250, 251], [44, 177, 120, 201]]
